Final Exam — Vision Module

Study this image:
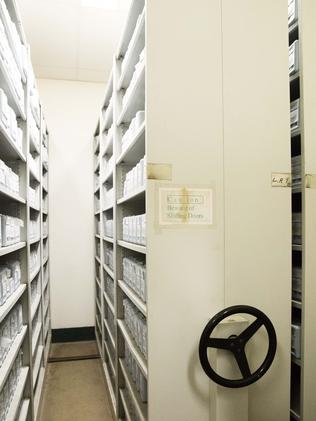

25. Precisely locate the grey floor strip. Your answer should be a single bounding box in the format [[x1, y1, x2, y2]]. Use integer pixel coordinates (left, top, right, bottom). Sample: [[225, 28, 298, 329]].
[[48, 354, 100, 363]]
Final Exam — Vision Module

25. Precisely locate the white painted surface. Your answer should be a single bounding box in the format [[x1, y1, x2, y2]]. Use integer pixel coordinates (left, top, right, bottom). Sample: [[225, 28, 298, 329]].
[[16, 0, 131, 82], [37, 78, 104, 328]]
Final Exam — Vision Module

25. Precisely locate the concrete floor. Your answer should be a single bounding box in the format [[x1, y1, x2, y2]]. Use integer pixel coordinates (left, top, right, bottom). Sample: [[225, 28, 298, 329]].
[[38, 341, 114, 421]]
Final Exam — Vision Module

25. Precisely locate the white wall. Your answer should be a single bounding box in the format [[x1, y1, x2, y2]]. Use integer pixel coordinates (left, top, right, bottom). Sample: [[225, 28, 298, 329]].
[[37, 78, 104, 329]]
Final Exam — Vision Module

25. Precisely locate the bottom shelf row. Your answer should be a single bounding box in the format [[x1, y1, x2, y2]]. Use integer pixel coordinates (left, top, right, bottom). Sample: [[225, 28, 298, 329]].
[[1, 362, 29, 421], [0, 327, 51, 421]]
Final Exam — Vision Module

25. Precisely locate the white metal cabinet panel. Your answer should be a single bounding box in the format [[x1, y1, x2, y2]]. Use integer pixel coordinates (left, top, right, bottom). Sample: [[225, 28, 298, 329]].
[[221, 0, 291, 420], [300, 0, 316, 419], [146, 0, 225, 419]]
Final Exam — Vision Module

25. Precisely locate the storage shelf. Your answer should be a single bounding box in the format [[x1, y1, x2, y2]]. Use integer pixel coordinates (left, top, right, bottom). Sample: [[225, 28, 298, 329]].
[[96, 277, 101, 289], [118, 10, 145, 91], [30, 237, 41, 245], [291, 128, 301, 138], [94, 185, 100, 194], [0, 9, 26, 84], [30, 265, 41, 281], [116, 121, 145, 165], [102, 133, 113, 157], [103, 317, 116, 350], [289, 20, 298, 36], [96, 298, 101, 313], [292, 244, 302, 251], [95, 255, 101, 264], [0, 5, 51, 419], [29, 202, 40, 212], [6, 1, 27, 44], [104, 236, 114, 244], [292, 300, 302, 310], [95, 209, 101, 215], [117, 62, 145, 125], [117, 240, 146, 254], [34, 367, 45, 419], [104, 339, 116, 375], [30, 294, 41, 320], [116, 0, 145, 59], [103, 168, 114, 184], [103, 291, 115, 315], [43, 277, 50, 294], [102, 101, 113, 131], [17, 399, 30, 421], [104, 264, 114, 279], [30, 137, 40, 155], [44, 315, 50, 339], [32, 323, 42, 356], [44, 331, 51, 362], [120, 389, 132, 421], [5, 367, 29, 421], [96, 315, 102, 335], [118, 319, 147, 378], [118, 280, 146, 316], [290, 71, 299, 84], [94, 138, 100, 154], [119, 359, 147, 421], [0, 284, 26, 323], [0, 325, 27, 391], [290, 408, 300, 420], [0, 184, 25, 204], [292, 354, 301, 367], [0, 58, 26, 119], [102, 361, 117, 417], [31, 108, 40, 129], [101, 72, 113, 108], [96, 326, 102, 354], [44, 300, 50, 319], [33, 345, 44, 387], [292, 186, 302, 194], [0, 241, 25, 257], [103, 203, 114, 212], [43, 255, 49, 266], [29, 167, 40, 183], [117, 185, 145, 205], [0, 121, 26, 161]]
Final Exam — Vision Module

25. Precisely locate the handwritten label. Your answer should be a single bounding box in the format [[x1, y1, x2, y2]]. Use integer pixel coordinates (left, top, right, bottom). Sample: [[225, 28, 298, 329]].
[[159, 187, 213, 226], [271, 173, 292, 187]]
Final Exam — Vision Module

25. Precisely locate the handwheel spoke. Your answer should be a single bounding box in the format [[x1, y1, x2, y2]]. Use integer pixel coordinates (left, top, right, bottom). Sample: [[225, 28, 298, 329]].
[[233, 348, 252, 378], [207, 338, 230, 350], [239, 318, 264, 342]]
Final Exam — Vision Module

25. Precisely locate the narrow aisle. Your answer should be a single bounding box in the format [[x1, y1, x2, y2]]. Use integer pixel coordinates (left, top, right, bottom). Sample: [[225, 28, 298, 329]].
[[38, 342, 114, 421]]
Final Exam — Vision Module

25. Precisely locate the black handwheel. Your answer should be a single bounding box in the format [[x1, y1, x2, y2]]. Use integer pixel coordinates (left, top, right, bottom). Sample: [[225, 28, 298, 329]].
[[199, 305, 277, 388]]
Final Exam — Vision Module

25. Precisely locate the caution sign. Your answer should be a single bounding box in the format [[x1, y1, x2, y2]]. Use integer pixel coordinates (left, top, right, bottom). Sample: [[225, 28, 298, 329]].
[[158, 186, 213, 226]]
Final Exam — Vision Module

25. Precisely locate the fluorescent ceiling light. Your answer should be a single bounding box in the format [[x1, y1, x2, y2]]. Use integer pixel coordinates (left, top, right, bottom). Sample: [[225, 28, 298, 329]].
[[81, 0, 118, 10]]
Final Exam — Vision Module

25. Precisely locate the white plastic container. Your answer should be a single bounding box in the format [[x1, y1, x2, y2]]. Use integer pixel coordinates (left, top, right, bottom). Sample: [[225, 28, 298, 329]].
[[0, 89, 9, 128], [289, 40, 299, 75], [9, 108, 18, 142], [16, 127, 23, 152], [135, 110, 145, 129], [290, 99, 300, 131], [288, 0, 298, 26], [291, 323, 301, 359]]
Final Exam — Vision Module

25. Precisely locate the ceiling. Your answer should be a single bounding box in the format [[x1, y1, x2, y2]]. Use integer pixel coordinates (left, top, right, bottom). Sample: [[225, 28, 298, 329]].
[[16, 0, 131, 83]]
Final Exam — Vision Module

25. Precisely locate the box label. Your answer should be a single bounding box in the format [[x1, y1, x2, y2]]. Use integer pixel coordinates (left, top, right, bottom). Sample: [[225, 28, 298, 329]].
[[159, 187, 213, 226], [271, 173, 292, 187]]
